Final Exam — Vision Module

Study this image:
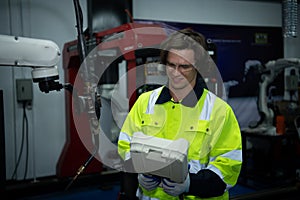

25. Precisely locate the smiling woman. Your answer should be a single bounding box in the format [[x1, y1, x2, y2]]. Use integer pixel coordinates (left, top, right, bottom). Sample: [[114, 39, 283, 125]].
[[165, 49, 198, 102], [118, 28, 242, 200]]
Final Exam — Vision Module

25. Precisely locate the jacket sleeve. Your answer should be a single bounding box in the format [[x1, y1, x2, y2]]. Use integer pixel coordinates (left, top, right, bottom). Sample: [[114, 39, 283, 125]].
[[189, 101, 242, 197], [118, 92, 149, 161]]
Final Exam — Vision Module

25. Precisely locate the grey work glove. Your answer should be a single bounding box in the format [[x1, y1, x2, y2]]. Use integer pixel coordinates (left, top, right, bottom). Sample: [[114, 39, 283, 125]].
[[138, 174, 161, 191], [162, 173, 190, 196]]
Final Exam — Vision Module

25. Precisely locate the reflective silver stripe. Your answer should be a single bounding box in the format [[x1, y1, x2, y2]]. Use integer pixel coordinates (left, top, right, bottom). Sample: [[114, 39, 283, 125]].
[[207, 164, 233, 190], [140, 195, 159, 200], [188, 160, 206, 174], [118, 131, 131, 143], [221, 149, 243, 162], [207, 163, 224, 179], [226, 183, 234, 191], [125, 151, 131, 161], [118, 132, 132, 160], [209, 150, 242, 163], [199, 91, 216, 120], [207, 150, 242, 191], [145, 87, 162, 114]]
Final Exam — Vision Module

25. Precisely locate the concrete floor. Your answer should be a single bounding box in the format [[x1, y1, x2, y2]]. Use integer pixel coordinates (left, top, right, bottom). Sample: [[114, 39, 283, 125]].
[[3, 172, 300, 200]]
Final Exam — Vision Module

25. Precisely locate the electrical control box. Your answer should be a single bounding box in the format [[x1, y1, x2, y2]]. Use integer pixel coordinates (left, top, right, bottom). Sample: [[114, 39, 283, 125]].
[[16, 79, 33, 102]]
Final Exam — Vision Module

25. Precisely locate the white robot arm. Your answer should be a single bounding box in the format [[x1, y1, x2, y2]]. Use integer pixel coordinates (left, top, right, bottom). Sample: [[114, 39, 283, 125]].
[[0, 34, 64, 93], [247, 58, 300, 135], [259, 58, 300, 124]]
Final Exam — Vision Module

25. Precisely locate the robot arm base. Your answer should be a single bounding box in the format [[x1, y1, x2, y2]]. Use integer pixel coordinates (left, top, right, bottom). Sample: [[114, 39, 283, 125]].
[[31, 67, 66, 93], [33, 76, 63, 93]]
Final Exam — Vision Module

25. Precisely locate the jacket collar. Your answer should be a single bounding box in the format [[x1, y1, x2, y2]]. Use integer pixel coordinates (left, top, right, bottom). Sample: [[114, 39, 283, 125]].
[[156, 74, 206, 107]]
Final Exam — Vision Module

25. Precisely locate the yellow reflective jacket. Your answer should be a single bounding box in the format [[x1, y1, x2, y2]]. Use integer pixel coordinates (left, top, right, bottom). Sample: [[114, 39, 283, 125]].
[[118, 86, 242, 200]]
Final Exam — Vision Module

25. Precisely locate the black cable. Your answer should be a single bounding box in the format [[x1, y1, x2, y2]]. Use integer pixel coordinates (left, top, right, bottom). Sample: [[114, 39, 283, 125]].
[[64, 0, 101, 191], [73, 0, 88, 71], [23, 101, 29, 180], [64, 149, 98, 191], [11, 101, 26, 179], [64, 95, 101, 191]]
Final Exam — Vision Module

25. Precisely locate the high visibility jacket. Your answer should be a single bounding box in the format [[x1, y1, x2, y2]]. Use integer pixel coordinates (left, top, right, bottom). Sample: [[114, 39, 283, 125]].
[[118, 85, 242, 200]]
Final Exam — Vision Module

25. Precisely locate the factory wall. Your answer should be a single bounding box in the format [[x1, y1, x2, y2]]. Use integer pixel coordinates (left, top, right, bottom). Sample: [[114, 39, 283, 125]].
[[0, 0, 297, 180], [0, 0, 88, 180]]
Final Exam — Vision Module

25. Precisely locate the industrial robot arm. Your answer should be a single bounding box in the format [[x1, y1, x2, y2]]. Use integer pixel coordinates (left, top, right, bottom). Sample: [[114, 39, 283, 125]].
[[250, 58, 300, 135], [0, 34, 66, 93]]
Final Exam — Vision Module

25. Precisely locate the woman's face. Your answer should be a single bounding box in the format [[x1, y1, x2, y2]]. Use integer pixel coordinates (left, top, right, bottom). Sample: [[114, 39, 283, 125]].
[[166, 49, 198, 92]]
